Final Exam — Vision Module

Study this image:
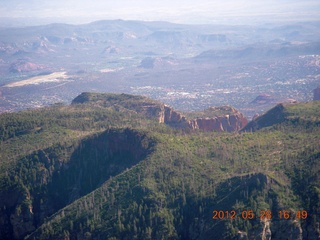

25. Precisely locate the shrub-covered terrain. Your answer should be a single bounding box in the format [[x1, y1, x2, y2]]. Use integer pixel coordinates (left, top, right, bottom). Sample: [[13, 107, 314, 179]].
[[0, 94, 319, 240]]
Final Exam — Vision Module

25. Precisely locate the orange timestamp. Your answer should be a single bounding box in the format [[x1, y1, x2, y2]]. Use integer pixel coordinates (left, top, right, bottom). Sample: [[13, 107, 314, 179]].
[[212, 210, 308, 220]]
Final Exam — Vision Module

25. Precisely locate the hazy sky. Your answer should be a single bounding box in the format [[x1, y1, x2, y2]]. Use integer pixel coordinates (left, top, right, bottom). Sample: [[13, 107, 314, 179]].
[[1, 0, 320, 25]]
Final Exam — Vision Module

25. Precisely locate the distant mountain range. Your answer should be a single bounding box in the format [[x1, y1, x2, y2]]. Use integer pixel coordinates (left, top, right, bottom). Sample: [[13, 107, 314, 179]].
[[0, 20, 319, 119]]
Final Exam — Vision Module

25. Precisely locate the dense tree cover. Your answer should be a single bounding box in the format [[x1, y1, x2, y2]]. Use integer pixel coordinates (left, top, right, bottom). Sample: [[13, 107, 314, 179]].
[[0, 96, 319, 240], [0, 102, 157, 168]]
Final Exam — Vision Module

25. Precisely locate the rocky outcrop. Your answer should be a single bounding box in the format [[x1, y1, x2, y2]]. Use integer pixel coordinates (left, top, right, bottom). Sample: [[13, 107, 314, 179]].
[[188, 107, 248, 132], [162, 105, 188, 126], [71, 93, 248, 132], [314, 87, 320, 101], [271, 220, 303, 240], [161, 106, 248, 132], [9, 59, 45, 73], [248, 215, 303, 240], [261, 219, 272, 240], [188, 113, 248, 132]]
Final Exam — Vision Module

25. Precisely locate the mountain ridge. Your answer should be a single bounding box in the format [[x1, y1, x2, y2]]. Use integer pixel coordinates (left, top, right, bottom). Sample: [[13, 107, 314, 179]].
[[0, 93, 319, 239], [242, 101, 320, 132], [72, 92, 248, 132]]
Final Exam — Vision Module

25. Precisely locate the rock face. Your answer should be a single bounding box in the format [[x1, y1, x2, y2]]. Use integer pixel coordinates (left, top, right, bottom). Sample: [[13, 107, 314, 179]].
[[186, 106, 248, 132], [314, 87, 320, 101], [130, 103, 248, 132], [188, 113, 248, 132], [161, 105, 189, 128], [160, 105, 248, 132], [9, 59, 45, 73]]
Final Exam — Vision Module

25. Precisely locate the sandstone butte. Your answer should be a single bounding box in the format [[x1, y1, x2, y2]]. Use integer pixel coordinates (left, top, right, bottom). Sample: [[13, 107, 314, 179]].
[[158, 105, 248, 132]]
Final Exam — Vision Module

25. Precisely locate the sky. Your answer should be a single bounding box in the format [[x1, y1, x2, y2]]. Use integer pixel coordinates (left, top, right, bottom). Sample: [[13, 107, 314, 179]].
[[1, 0, 320, 26]]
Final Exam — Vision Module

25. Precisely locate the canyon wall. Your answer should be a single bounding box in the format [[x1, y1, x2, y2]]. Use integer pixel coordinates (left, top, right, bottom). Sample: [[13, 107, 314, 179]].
[[160, 105, 248, 132]]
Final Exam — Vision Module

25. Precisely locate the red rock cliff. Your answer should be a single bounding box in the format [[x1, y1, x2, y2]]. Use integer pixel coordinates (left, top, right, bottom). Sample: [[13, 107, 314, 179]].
[[164, 105, 187, 123], [161, 105, 248, 132], [187, 113, 248, 132]]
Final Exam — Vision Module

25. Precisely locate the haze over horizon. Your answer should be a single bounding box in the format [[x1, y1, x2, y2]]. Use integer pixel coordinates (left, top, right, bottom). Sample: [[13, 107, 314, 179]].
[[1, 0, 320, 27]]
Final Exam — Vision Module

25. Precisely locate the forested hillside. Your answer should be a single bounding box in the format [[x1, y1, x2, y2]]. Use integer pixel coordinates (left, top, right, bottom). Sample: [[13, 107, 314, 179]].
[[0, 93, 319, 239]]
